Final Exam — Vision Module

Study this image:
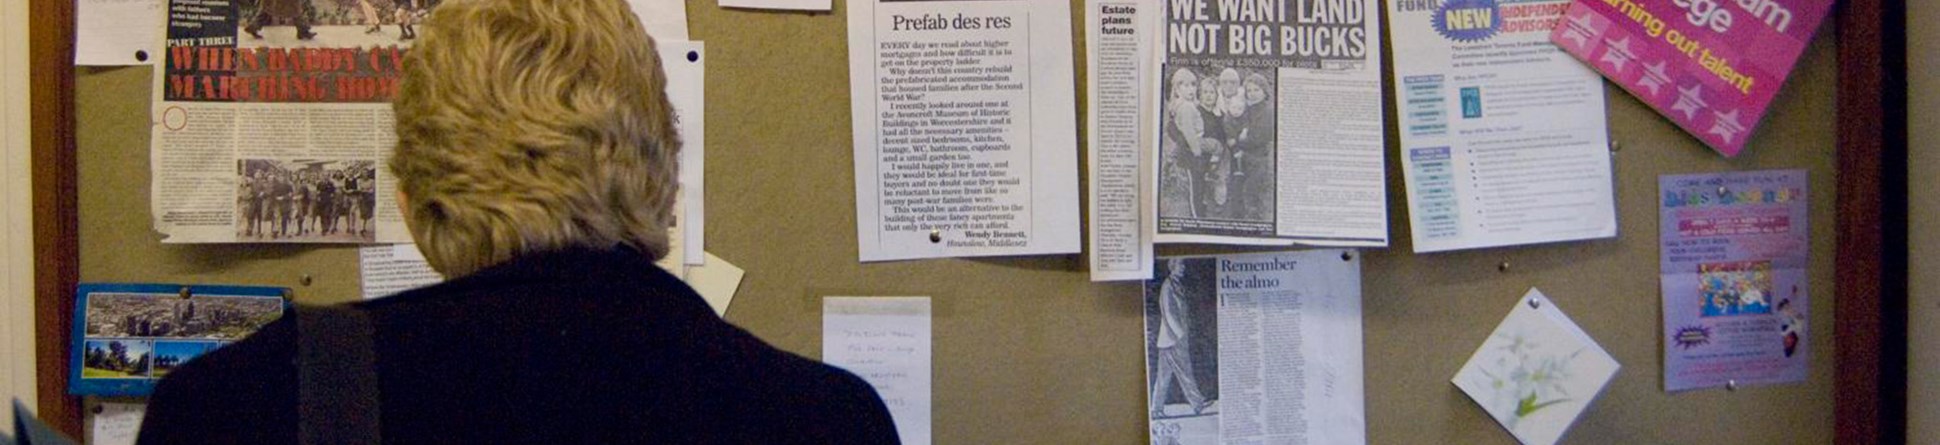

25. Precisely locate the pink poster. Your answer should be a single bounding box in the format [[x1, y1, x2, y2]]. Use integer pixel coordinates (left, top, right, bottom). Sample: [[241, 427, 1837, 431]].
[[1550, 0, 1833, 157]]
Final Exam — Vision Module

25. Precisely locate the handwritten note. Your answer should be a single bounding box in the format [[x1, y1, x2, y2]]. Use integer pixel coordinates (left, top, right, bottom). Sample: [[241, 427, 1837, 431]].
[[89, 402, 146, 445], [823, 297, 931, 445], [76, 0, 163, 65]]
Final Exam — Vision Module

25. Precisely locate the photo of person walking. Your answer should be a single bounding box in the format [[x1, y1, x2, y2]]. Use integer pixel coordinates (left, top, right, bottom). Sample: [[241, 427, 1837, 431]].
[[1145, 258, 1219, 419]]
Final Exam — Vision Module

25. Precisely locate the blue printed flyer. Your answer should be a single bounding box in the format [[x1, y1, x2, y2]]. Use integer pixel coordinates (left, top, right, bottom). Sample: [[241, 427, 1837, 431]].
[[70, 284, 289, 396], [1659, 170, 1809, 392]]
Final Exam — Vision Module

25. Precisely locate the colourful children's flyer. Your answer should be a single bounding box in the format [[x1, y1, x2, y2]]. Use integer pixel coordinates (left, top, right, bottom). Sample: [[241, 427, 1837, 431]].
[[1551, 0, 1834, 157], [1659, 170, 1809, 391]]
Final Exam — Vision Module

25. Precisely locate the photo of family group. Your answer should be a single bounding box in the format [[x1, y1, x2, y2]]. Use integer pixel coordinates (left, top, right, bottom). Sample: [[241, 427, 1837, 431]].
[[1158, 64, 1277, 231], [236, 159, 380, 243]]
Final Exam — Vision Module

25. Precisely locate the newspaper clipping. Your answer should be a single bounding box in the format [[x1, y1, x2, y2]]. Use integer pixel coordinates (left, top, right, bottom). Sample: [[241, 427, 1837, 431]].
[[847, 0, 1083, 262], [1085, 0, 1159, 281], [150, 0, 437, 243], [1154, 0, 1387, 246], [1144, 250, 1366, 445]]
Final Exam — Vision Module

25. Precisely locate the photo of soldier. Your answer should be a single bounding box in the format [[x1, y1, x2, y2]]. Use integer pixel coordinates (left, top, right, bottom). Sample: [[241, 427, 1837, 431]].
[[395, 0, 424, 40], [319, 170, 342, 236], [237, 0, 443, 48], [243, 0, 318, 41], [358, 0, 384, 34], [292, 171, 314, 236], [270, 170, 297, 237], [238, 172, 261, 237], [235, 159, 379, 243], [351, 167, 378, 236]]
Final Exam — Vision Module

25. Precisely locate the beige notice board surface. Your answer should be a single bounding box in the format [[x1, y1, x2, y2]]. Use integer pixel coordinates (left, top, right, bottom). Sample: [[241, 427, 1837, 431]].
[[73, 1, 1838, 443]]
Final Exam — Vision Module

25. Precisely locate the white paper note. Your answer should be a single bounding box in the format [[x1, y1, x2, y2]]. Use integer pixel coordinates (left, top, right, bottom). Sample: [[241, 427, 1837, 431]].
[[823, 297, 932, 445], [358, 244, 444, 300], [89, 402, 146, 445], [719, 0, 831, 11], [1083, 0, 1158, 281], [687, 252, 745, 317], [1453, 289, 1620, 445], [1389, 0, 1616, 253], [76, 0, 163, 65], [657, 41, 707, 266], [846, 0, 1082, 262], [626, 0, 691, 42]]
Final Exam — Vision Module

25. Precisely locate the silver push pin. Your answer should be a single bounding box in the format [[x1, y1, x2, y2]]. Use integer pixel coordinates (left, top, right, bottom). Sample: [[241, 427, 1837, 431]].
[[299, 274, 314, 286], [1609, 140, 1622, 153], [1528, 297, 1542, 309], [1717, 186, 1730, 196], [1726, 380, 1739, 391], [1497, 261, 1511, 273], [1340, 251, 1354, 262], [929, 230, 942, 243]]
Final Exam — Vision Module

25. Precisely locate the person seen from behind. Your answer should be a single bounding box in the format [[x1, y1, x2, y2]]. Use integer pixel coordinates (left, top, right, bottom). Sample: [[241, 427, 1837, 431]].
[[137, 0, 899, 443]]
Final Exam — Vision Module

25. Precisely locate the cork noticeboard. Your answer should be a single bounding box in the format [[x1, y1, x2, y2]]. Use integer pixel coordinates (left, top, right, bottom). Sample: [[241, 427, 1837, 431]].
[[72, 1, 1840, 443]]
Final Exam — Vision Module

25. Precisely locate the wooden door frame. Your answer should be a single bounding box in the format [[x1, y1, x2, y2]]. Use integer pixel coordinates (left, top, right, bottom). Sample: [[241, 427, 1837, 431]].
[[29, 0, 80, 437]]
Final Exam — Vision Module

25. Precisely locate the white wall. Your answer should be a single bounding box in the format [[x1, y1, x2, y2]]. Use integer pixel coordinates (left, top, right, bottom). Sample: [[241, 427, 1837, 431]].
[[1910, 1, 1940, 442], [0, 0, 37, 435]]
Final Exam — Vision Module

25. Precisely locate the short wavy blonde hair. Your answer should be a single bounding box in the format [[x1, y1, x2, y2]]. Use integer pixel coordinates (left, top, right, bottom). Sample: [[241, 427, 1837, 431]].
[[390, 0, 679, 277]]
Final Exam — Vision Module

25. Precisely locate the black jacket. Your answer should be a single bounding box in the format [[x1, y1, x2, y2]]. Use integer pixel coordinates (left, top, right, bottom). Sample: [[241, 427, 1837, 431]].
[[138, 248, 900, 444]]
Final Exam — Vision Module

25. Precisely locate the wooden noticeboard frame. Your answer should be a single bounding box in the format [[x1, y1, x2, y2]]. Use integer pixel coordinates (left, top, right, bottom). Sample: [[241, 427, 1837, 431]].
[[26, 0, 1910, 442], [1832, 0, 1910, 443]]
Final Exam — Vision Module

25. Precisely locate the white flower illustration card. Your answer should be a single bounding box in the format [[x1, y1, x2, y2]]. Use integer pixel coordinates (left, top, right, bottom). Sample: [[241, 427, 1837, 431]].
[[1453, 288, 1619, 445]]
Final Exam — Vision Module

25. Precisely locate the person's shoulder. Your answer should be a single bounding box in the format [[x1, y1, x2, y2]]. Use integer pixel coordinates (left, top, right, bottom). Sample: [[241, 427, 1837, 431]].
[[753, 345, 873, 397], [712, 335, 899, 443], [139, 317, 298, 445], [156, 315, 297, 395]]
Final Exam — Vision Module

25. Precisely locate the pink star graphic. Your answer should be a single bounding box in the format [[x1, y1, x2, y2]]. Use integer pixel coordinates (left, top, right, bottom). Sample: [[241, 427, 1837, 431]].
[[1599, 36, 1635, 71], [1558, 10, 1597, 49], [1637, 60, 1671, 97], [1709, 108, 1745, 144], [1672, 83, 1708, 121]]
